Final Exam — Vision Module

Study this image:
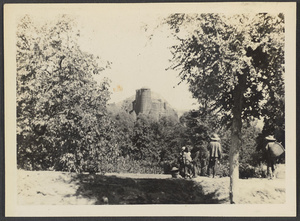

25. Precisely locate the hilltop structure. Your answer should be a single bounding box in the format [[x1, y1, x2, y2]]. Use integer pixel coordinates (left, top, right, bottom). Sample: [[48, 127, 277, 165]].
[[108, 88, 178, 121], [133, 88, 152, 115], [131, 88, 178, 121]]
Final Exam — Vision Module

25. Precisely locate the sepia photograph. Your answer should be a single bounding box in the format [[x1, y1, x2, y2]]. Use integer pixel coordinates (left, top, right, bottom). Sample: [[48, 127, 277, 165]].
[[4, 2, 296, 217]]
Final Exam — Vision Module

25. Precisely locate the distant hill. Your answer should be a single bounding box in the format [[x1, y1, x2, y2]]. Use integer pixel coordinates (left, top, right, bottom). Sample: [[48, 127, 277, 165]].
[[107, 88, 179, 121]]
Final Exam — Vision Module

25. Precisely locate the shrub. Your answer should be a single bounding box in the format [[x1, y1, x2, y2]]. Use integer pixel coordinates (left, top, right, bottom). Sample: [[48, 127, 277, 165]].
[[239, 163, 268, 179], [216, 162, 230, 177], [58, 153, 78, 172], [239, 163, 256, 179]]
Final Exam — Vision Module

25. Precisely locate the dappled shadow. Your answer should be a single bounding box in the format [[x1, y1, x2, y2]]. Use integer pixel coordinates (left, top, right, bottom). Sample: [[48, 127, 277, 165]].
[[71, 174, 226, 205]]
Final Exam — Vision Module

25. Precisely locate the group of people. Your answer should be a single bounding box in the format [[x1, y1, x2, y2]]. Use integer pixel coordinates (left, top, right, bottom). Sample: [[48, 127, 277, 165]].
[[176, 133, 222, 179], [172, 133, 284, 179]]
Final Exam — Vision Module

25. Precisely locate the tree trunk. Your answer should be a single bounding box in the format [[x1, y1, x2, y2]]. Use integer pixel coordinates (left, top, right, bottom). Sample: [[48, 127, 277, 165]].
[[229, 70, 247, 204], [229, 115, 241, 204]]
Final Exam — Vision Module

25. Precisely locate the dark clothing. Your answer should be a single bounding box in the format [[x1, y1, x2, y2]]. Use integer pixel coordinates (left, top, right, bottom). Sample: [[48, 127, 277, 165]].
[[265, 141, 277, 178], [207, 157, 219, 177], [266, 157, 276, 177], [191, 150, 200, 177], [191, 149, 208, 177], [207, 141, 222, 177], [178, 153, 185, 178]]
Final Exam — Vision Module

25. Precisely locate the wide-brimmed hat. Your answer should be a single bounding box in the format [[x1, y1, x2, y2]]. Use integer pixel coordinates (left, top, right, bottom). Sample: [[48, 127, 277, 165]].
[[265, 135, 276, 141], [210, 134, 220, 141], [171, 167, 179, 172]]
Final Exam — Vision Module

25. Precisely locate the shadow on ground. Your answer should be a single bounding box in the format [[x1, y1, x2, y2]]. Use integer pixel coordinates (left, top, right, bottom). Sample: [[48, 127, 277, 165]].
[[71, 174, 227, 205]]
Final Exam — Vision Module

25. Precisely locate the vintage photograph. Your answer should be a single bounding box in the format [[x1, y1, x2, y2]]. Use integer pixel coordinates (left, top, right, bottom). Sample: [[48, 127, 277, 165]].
[[4, 2, 296, 217]]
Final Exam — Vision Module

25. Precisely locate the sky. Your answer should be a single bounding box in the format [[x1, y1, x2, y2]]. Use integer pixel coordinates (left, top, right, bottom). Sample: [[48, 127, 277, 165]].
[[75, 10, 198, 111]]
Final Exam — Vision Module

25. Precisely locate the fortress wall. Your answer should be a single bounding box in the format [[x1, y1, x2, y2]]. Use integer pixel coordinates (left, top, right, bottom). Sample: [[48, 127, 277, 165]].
[[150, 102, 161, 120]]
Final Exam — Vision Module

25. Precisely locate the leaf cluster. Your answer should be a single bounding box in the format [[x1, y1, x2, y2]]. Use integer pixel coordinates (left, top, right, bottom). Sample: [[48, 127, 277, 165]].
[[164, 13, 285, 126]]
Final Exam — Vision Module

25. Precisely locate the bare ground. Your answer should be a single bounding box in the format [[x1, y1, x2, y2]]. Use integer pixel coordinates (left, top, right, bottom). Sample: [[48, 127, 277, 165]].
[[17, 164, 285, 205]]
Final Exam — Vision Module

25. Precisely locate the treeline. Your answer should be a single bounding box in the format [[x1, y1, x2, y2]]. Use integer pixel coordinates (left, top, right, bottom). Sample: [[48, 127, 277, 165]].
[[108, 109, 284, 178]]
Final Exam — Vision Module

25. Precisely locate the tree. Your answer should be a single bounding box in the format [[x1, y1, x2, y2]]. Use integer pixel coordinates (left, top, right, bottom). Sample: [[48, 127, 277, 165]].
[[110, 110, 135, 156], [16, 15, 118, 173], [155, 116, 186, 172], [131, 114, 161, 162], [239, 122, 262, 172], [163, 13, 284, 203]]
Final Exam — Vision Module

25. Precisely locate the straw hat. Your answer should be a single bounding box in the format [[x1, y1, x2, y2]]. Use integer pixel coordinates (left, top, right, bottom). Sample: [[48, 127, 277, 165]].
[[210, 134, 220, 141], [265, 135, 276, 141], [171, 167, 179, 172]]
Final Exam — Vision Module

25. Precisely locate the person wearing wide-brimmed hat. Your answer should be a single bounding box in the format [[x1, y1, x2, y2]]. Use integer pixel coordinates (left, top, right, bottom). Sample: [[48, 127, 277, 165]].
[[207, 134, 222, 178], [265, 135, 277, 179]]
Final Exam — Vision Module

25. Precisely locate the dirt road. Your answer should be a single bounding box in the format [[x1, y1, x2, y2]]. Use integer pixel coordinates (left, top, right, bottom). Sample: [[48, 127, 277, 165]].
[[17, 166, 285, 205]]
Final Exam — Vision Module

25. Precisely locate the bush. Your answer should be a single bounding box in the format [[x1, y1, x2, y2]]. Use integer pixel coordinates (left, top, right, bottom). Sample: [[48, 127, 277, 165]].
[[253, 164, 268, 178], [58, 153, 78, 172], [216, 162, 230, 177], [239, 163, 268, 179], [239, 163, 256, 179]]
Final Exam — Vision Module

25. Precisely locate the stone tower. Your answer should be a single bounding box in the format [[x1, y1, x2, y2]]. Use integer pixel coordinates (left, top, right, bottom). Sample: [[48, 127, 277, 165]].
[[133, 88, 152, 115], [128, 88, 178, 121]]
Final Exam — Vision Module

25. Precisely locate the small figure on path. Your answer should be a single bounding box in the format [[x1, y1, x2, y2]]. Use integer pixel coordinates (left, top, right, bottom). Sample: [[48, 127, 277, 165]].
[[178, 146, 186, 177], [183, 146, 193, 178], [207, 134, 222, 178], [191, 146, 200, 178], [179, 146, 193, 178], [264, 135, 285, 179]]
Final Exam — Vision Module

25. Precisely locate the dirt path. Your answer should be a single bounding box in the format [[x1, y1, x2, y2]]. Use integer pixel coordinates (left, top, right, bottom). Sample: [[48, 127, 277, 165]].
[[17, 167, 285, 205]]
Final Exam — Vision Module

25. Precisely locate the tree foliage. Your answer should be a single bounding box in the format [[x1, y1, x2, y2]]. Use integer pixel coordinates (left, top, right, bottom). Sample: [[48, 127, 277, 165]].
[[108, 109, 188, 173], [165, 13, 284, 125], [17, 15, 118, 173], [110, 110, 135, 156], [130, 115, 181, 163]]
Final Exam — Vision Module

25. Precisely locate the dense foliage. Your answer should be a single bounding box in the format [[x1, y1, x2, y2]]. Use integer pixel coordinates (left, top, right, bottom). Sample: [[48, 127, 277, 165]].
[[107, 107, 265, 178], [164, 13, 284, 124], [108, 110, 187, 174], [17, 15, 118, 173]]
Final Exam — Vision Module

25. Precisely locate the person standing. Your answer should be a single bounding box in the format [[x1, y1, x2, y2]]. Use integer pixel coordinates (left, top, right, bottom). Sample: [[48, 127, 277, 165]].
[[207, 134, 222, 178], [183, 146, 193, 178], [191, 146, 200, 178], [178, 146, 186, 178], [265, 135, 284, 179]]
